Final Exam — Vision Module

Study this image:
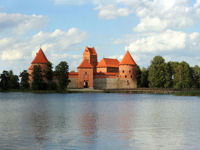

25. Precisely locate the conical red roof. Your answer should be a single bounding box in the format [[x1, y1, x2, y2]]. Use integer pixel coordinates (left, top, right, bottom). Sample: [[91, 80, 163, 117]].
[[78, 59, 93, 68], [120, 51, 136, 65], [31, 48, 49, 64]]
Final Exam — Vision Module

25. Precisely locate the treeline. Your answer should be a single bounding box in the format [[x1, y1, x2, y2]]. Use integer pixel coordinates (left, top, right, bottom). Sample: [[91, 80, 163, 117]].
[[137, 56, 200, 89], [0, 61, 70, 91]]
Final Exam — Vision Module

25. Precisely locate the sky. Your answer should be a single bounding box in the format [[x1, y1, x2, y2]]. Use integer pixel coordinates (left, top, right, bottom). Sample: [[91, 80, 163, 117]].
[[0, 0, 200, 74]]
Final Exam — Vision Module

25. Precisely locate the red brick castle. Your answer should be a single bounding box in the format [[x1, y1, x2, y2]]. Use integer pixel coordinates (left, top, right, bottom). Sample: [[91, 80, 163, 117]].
[[68, 47, 137, 89], [29, 47, 137, 89]]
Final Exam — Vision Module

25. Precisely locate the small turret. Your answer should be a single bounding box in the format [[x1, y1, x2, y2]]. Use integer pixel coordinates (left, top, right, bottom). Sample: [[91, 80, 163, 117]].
[[119, 51, 137, 80], [28, 48, 49, 82]]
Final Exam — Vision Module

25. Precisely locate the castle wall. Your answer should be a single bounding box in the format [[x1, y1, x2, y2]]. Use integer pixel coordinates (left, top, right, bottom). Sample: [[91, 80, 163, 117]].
[[97, 67, 107, 73], [97, 67, 119, 73], [93, 77, 137, 89], [68, 77, 78, 89], [119, 65, 137, 79]]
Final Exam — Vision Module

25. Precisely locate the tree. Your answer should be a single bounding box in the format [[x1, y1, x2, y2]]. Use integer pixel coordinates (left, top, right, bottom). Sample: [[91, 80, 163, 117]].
[[8, 70, 19, 89], [191, 65, 200, 88], [173, 61, 193, 89], [0, 71, 10, 90], [31, 65, 46, 90], [55, 61, 70, 90], [148, 56, 172, 88], [136, 65, 141, 87], [20, 70, 30, 89], [44, 62, 57, 90], [164, 62, 173, 88], [140, 67, 149, 87], [45, 62, 53, 82]]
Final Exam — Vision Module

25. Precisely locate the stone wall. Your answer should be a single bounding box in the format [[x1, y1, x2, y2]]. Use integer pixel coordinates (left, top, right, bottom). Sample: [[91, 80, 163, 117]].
[[68, 78, 78, 89], [94, 78, 137, 89]]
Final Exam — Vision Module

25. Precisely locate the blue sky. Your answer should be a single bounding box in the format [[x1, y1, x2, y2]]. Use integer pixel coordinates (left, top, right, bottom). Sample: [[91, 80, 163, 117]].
[[0, 0, 200, 74]]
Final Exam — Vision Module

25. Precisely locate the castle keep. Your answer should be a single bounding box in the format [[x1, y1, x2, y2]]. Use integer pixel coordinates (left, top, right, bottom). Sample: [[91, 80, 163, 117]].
[[28, 47, 137, 89], [68, 47, 137, 89]]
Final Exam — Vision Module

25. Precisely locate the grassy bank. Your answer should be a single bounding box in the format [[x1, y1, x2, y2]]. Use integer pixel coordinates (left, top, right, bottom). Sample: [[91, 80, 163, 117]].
[[0, 89, 68, 93], [173, 90, 200, 96], [1, 88, 200, 96], [104, 88, 180, 94]]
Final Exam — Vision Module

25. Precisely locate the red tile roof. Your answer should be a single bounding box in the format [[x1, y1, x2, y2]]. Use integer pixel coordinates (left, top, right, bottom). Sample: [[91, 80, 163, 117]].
[[31, 48, 49, 64], [97, 58, 119, 68], [120, 51, 136, 65], [84, 46, 97, 55], [29, 64, 33, 70], [69, 72, 78, 75], [78, 59, 93, 68]]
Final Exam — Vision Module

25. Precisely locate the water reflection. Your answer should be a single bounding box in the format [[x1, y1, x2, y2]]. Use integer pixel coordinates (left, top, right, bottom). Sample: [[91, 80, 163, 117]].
[[79, 100, 98, 150], [30, 109, 49, 144], [0, 93, 200, 150]]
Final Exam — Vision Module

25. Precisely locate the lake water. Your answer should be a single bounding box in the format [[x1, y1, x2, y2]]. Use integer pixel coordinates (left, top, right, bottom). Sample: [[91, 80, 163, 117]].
[[0, 93, 200, 150]]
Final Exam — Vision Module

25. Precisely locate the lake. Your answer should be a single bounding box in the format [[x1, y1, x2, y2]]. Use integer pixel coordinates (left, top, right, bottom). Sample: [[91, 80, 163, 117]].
[[0, 93, 200, 150]]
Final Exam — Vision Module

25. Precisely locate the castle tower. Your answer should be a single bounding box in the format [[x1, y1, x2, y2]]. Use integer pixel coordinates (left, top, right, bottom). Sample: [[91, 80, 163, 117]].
[[28, 48, 49, 82], [83, 47, 98, 72], [119, 51, 137, 87], [78, 59, 94, 88]]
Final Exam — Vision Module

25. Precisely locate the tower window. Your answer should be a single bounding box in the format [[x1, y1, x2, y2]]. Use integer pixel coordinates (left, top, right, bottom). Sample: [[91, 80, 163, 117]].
[[129, 70, 131, 73], [125, 75, 127, 78], [122, 70, 124, 73], [85, 72, 87, 75], [131, 75, 133, 78]]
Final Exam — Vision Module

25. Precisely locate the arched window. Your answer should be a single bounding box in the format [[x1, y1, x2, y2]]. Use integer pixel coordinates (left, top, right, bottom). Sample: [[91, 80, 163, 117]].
[[122, 70, 124, 73], [125, 75, 127, 78], [129, 70, 131, 73]]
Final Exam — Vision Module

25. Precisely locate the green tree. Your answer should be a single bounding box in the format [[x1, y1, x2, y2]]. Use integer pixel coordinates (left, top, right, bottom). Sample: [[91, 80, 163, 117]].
[[136, 65, 141, 87], [55, 61, 70, 90], [164, 62, 173, 88], [192, 65, 200, 88], [140, 67, 149, 87], [148, 56, 172, 88], [44, 62, 57, 90], [173, 61, 193, 89], [8, 70, 19, 89], [0, 71, 10, 90], [31, 65, 46, 90], [45, 62, 53, 82], [20, 70, 30, 89]]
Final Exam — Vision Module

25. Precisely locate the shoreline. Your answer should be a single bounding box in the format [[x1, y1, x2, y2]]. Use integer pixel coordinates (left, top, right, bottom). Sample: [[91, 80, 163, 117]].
[[0, 88, 200, 96]]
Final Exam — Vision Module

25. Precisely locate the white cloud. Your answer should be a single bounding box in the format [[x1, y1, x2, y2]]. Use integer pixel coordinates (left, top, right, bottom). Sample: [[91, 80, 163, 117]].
[[0, 13, 48, 35], [0, 28, 88, 73], [1, 50, 23, 60], [126, 30, 187, 53], [95, 4, 132, 19]]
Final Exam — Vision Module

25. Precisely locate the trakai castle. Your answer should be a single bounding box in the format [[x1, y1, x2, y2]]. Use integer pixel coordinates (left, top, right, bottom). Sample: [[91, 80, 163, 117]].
[[29, 47, 137, 89]]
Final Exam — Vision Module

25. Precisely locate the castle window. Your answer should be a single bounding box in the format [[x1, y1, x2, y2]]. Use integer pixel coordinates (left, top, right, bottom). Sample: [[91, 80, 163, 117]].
[[125, 75, 127, 78], [129, 70, 131, 73], [122, 70, 124, 73], [85, 72, 87, 75], [131, 75, 133, 78]]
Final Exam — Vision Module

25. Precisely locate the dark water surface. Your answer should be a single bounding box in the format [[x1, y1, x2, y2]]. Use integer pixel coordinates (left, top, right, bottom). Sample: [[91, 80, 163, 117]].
[[0, 93, 200, 150]]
